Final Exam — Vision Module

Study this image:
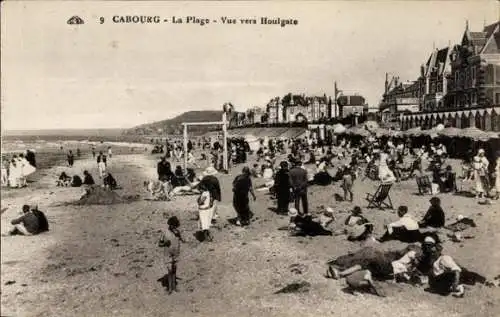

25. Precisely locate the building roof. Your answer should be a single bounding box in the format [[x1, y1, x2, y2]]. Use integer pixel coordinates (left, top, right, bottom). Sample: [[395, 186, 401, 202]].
[[484, 21, 500, 38], [337, 95, 366, 107], [469, 32, 488, 47], [481, 22, 500, 54], [425, 47, 450, 76], [461, 21, 500, 54]]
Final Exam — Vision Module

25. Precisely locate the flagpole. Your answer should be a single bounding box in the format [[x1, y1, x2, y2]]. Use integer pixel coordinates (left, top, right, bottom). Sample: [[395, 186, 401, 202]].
[[222, 112, 228, 171]]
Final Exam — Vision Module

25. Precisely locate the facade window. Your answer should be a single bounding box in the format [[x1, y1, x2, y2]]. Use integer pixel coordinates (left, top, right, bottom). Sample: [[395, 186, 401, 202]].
[[472, 92, 477, 105], [471, 66, 476, 87], [496, 93, 500, 105]]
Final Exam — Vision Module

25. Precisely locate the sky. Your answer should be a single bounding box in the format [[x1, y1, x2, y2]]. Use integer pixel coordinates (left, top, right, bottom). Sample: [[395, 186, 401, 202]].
[[1, 1, 498, 130]]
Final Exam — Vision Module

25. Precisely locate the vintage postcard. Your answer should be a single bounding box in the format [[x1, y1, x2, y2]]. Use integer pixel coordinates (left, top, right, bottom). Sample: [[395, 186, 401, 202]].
[[1, 1, 500, 316]]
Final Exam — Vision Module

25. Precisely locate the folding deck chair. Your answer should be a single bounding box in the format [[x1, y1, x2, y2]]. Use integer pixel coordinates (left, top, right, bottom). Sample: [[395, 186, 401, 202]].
[[416, 175, 432, 195], [365, 183, 394, 210]]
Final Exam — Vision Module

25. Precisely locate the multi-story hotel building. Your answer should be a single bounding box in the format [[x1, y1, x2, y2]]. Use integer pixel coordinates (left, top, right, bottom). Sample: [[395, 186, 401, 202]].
[[395, 21, 500, 131]]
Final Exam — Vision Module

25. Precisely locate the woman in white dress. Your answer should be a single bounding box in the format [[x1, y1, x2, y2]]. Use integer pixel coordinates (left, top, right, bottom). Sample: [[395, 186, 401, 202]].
[[472, 149, 489, 199], [18, 154, 35, 187], [495, 152, 500, 199], [8, 157, 19, 188], [16, 155, 25, 187], [1, 158, 8, 186], [378, 151, 395, 182], [197, 184, 214, 242]]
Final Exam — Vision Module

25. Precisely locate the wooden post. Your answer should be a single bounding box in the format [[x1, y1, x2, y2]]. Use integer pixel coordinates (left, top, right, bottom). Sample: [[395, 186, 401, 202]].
[[183, 124, 188, 172], [222, 112, 228, 171]]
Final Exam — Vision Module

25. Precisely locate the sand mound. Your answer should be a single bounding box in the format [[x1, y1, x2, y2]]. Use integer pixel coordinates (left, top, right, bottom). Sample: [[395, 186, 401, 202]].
[[74, 185, 139, 205]]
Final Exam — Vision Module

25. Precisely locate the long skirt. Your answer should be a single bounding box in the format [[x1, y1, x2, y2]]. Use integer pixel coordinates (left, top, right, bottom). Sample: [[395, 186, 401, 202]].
[[199, 206, 214, 230], [473, 170, 486, 193], [98, 162, 106, 177], [8, 166, 19, 188], [1, 168, 8, 186], [276, 191, 291, 213], [233, 194, 250, 223]]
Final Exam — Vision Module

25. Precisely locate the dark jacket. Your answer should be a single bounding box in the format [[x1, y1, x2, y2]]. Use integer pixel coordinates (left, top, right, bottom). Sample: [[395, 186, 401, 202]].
[[289, 167, 308, 192], [419, 205, 445, 228], [104, 173, 118, 189], [71, 175, 83, 187], [199, 175, 221, 202], [157, 161, 171, 180], [274, 169, 291, 195], [83, 174, 95, 185], [233, 174, 252, 197], [11, 212, 40, 234]]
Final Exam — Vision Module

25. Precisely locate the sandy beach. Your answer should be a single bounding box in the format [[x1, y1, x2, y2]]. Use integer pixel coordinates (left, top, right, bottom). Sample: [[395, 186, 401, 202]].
[[1, 151, 500, 317]]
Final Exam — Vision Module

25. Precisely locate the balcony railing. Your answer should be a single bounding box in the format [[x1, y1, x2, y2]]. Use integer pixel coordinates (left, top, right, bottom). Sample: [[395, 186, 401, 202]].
[[395, 97, 420, 105]]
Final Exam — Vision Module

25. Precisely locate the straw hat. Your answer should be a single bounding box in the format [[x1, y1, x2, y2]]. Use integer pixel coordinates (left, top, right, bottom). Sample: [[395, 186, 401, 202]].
[[351, 206, 362, 215], [478, 149, 485, 155], [424, 236, 436, 244], [203, 166, 218, 176], [288, 208, 298, 217]]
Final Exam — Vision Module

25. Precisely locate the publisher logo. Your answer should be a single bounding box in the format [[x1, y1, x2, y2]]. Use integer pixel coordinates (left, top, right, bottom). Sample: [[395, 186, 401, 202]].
[[67, 16, 85, 25]]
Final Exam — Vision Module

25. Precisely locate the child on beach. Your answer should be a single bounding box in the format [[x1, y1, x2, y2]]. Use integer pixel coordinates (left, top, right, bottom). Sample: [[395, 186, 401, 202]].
[[197, 183, 214, 241], [342, 164, 354, 202], [158, 216, 184, 294]]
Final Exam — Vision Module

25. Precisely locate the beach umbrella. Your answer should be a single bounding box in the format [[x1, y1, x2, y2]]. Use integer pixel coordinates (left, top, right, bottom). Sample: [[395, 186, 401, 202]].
[[438, 127, 461, 138], [347, 126, 370, 137], [373, 127, 394, 137], [402, 126, 422, 137], [421, 127, 440, 139], [459, 127, 499, 141], [333, 124, 346, 134]]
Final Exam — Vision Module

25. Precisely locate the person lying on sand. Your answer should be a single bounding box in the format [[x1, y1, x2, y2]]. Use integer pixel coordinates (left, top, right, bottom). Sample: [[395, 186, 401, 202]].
[[285, 208, 333, 237], [326, 244, 422, 286], [144, 179, 172, 201], [4, 205, 49, 236], [445, 215, 476, 232], [169, 174, 200, 196]]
